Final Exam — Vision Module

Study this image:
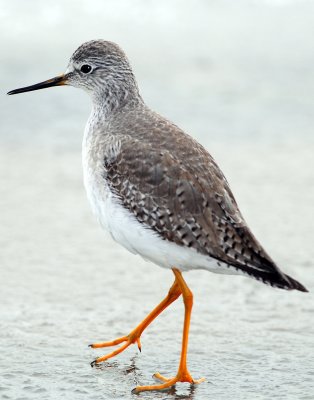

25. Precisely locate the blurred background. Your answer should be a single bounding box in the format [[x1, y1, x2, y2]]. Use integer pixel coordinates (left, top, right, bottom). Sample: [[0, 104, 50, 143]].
[[1, 1, 314, 399]]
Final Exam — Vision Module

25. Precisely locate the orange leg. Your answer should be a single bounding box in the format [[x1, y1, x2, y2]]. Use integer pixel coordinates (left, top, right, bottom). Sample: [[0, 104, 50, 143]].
[[132, 269, 205, 393], [90, 277, 182, 366]]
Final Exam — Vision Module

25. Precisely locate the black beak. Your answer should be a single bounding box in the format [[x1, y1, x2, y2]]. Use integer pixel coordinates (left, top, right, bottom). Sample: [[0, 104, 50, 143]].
[[7, 74, 67, 95]]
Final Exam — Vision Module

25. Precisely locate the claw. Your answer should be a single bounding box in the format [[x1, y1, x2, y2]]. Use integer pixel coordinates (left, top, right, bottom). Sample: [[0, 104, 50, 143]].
[[136, 338, 142, 352], [90, 359, 98, 367]]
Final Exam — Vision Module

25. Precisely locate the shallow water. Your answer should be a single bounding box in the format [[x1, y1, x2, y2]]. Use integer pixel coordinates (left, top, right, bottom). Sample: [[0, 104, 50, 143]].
[[1, 1, 314, 399]]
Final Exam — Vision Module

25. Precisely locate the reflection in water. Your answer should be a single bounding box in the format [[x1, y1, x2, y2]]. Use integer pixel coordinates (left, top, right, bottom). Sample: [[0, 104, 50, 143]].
[[123, 355, 140, 378], [123, 356, 140, 375], [91, 360, 119, 369], [168, 383, 198, 400]]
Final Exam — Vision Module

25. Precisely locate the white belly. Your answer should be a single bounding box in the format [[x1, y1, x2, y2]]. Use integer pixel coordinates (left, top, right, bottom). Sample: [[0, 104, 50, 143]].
[[83, 166, 237, 274]]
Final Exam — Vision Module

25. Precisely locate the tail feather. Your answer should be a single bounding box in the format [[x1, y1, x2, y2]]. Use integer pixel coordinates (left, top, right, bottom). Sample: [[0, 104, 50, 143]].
[[233, 263, 309, 292], [208, 223, 308, 292], [282, 273, 308, 292]]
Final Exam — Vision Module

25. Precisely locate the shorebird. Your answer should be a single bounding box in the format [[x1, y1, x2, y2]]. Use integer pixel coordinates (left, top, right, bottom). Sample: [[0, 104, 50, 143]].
[[8, 40, 308, 393]]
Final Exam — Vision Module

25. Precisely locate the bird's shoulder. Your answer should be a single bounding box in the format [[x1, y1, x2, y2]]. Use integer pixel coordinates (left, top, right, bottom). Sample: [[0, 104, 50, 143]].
[[110, 108, 240, 218], [109, 111, 229, 235]]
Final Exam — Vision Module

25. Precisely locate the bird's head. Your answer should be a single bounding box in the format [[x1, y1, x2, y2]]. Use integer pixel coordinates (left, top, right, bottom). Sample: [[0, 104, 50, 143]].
[[8, 40, 141, 109]]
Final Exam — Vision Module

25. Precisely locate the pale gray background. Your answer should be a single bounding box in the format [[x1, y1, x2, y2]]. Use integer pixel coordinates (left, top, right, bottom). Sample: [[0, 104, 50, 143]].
[[1, 1, 314, 399]]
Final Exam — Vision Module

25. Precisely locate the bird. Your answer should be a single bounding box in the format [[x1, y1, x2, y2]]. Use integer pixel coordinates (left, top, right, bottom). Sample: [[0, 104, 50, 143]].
[[7, 40, 308, 393]]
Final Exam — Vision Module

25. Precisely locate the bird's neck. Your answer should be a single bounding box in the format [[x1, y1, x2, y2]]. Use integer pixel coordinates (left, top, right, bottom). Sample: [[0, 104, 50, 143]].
[[91, 76, 143, 118]]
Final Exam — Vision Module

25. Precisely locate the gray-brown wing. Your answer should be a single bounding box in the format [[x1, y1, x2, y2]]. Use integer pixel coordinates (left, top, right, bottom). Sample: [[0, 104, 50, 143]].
[[105, 133, 282, 277]]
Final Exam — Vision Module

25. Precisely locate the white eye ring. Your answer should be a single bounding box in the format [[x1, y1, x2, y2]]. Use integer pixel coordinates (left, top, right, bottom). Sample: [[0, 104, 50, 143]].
[[80, 64, 93, 74]]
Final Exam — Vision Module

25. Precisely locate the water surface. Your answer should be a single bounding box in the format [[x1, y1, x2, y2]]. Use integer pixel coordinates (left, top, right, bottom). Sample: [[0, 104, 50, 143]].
[[1, 1, 314, 399]]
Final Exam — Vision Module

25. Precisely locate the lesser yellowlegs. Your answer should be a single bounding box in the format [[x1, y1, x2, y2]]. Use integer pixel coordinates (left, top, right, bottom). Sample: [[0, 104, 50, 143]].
[[7, 40, 308, 393]]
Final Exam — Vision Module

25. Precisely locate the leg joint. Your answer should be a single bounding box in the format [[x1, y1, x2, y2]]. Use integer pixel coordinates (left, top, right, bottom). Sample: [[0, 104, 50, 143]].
[[167, 287, 181, 300], [183, 290, 193, 306], [167, 280, 181, 299]]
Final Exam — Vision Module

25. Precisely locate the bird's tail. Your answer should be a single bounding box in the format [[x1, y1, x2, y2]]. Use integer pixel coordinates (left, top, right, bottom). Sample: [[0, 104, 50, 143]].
[[279, 272, 308, 292], [235, 262, 309, 292], [218, 225, 308, 292]]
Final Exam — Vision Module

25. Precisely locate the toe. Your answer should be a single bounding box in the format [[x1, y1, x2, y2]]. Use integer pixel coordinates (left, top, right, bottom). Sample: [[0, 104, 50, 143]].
[[153, 372, 172, 382], [131, 378, 177, 393], [192, 377, 206, 384]]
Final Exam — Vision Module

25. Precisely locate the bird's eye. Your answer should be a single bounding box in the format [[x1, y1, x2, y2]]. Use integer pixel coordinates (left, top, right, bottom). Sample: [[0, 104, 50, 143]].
[[80, 64, 92, 74]]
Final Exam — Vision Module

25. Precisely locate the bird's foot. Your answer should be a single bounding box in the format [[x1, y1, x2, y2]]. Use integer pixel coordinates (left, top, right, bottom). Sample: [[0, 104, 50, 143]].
[[132, 369, 205, 393], [89, 332, 142, 366]]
